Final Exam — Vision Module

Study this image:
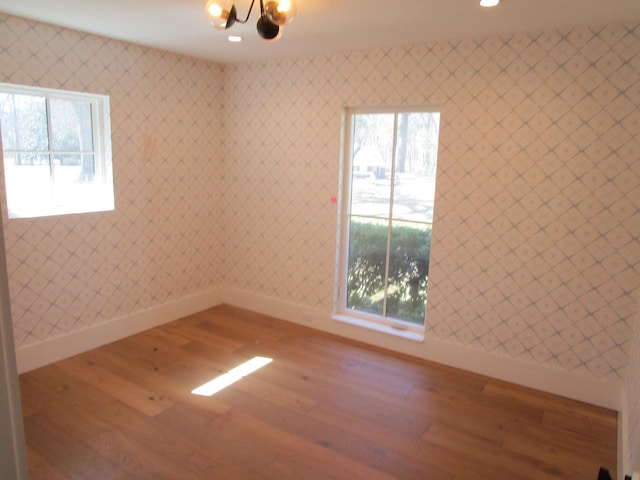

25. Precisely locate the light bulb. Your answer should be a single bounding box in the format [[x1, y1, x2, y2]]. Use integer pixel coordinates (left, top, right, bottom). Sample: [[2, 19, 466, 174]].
[[480, 0, 499, 7], [205, 0, 237, 29], [256, 15, 282, 41], [265, 0, 297, 26]]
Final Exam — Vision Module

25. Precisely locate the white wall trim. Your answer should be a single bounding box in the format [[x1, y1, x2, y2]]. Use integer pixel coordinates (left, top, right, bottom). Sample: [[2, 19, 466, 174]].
[[619, 392, 628, 480], [15, 287, 225, 374], [223, 286, 622, 411], [15, 285, 623, 412], [8, 287, 629, 479], [12, 285, 625, 473], [0, 215, 28, 479]]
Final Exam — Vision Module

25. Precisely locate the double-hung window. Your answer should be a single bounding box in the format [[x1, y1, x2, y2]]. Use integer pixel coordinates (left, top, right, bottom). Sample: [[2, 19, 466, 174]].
[[335, 106, 440, 339], [0, 83, 114, 219]]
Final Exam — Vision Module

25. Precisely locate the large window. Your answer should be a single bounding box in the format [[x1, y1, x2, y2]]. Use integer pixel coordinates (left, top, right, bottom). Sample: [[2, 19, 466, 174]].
[[335, 106, 440, 337], [0, 83, 114, 219]]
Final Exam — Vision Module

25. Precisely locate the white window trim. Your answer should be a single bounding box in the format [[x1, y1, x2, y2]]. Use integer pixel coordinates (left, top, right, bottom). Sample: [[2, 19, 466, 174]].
[[333, 105, 440, 341], [0, 83, 114, 219]]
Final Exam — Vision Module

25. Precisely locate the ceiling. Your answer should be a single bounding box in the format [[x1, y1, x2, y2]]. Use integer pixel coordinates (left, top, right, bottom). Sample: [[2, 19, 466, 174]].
[[0, 0, 639, 64]]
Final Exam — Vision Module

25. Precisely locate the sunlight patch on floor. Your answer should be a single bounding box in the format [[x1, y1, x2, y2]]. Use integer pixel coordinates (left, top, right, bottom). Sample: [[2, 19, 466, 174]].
[[191, 356, 273, 397]]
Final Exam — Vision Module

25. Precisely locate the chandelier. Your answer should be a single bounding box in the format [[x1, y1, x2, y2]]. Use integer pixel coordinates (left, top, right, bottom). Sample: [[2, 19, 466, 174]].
[[205, 0, 297, 41]]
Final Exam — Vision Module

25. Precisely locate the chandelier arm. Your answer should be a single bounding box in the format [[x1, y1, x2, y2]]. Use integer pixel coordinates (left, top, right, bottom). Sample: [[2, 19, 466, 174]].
[[234, 0, 257, 24]]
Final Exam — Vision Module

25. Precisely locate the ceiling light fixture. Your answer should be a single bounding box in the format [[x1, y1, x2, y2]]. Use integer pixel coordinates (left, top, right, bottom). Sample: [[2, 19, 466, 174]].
[[205, 0, 297, 41], [480, 0, 500, 7]]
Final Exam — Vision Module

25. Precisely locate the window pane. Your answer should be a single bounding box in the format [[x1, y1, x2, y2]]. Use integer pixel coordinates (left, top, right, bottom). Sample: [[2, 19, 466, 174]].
[[346, 218, 388, 316], [350, 113, 394, 218], [50, 99, 94, 152], [52, 153, 104, 205], [0, 93, 48, 151], [385, 220, 432, 324], [393, 112, 440, 224], [52, 153, 96, 183], [3, 153, 52, 218], [53, 153, 84, 184]]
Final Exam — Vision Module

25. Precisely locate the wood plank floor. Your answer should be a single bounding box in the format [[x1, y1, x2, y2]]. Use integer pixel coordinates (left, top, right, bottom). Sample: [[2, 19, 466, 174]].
[[19, 304, 618, 479]]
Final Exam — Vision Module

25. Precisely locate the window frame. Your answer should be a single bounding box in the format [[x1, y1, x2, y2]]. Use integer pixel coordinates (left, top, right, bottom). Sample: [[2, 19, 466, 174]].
[[0, 82, 114, 219], [334, 105, 441, 341]]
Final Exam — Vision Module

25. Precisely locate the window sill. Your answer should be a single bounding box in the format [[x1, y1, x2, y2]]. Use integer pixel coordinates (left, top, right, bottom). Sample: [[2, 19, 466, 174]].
[[332, 314, 425, 342]]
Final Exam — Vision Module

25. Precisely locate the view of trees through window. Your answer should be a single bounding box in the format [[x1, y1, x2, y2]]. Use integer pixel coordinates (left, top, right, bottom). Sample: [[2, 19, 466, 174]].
[[1, 92, 95, 174], [0, 84, 113, 218], [343, 109, 440, 326]]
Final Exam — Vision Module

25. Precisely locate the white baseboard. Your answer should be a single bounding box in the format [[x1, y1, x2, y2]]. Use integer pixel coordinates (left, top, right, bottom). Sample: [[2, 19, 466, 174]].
[[13, 285, 626, 475], [223, 286, 623, 411], [620, 400, 627, 480], [15, 287, 225, 374], [225, 288, 624, 475], [16, 284, 624, 412]]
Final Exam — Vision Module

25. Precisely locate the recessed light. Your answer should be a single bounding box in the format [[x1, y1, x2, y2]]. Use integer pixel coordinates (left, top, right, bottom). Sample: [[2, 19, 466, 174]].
[[480, 0, 499, 7], [228, 35, 242, 42]]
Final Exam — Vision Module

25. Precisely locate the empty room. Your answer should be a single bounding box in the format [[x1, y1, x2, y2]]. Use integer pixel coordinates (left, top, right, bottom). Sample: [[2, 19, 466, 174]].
[[0, 0, 639, 478]]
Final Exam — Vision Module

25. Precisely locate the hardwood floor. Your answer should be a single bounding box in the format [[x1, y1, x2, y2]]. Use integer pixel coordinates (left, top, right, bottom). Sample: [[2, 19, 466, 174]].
[[19, 305, 617, 479]]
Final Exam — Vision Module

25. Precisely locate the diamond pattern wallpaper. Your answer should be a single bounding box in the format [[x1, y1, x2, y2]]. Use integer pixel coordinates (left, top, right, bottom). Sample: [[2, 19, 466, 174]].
[[222, 23, 640, 384], [0, 14, 225, 348], [1, 10, 640, 472], [0, 14, 639, 386]]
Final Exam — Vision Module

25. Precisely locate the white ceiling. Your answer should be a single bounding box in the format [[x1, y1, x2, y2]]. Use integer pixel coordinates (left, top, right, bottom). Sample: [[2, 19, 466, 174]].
[[0, 0, 639, 64]]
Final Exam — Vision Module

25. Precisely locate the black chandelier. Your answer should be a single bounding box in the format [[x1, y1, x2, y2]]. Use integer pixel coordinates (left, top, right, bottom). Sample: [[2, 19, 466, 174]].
[[205, 0, 297, 41]]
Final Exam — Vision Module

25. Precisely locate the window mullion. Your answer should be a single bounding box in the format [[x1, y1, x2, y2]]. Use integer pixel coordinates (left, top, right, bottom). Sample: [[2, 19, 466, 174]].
[[382, 113, 400, 318], [45, 97, 55, 184]]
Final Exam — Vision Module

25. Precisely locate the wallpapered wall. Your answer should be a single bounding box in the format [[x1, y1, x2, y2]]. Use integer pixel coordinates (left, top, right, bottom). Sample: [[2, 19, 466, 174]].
[[0, 14, 225, 348], [221, 23, 640, 383], [1, 7, 639, 386], [0, 10, 639, 473]]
